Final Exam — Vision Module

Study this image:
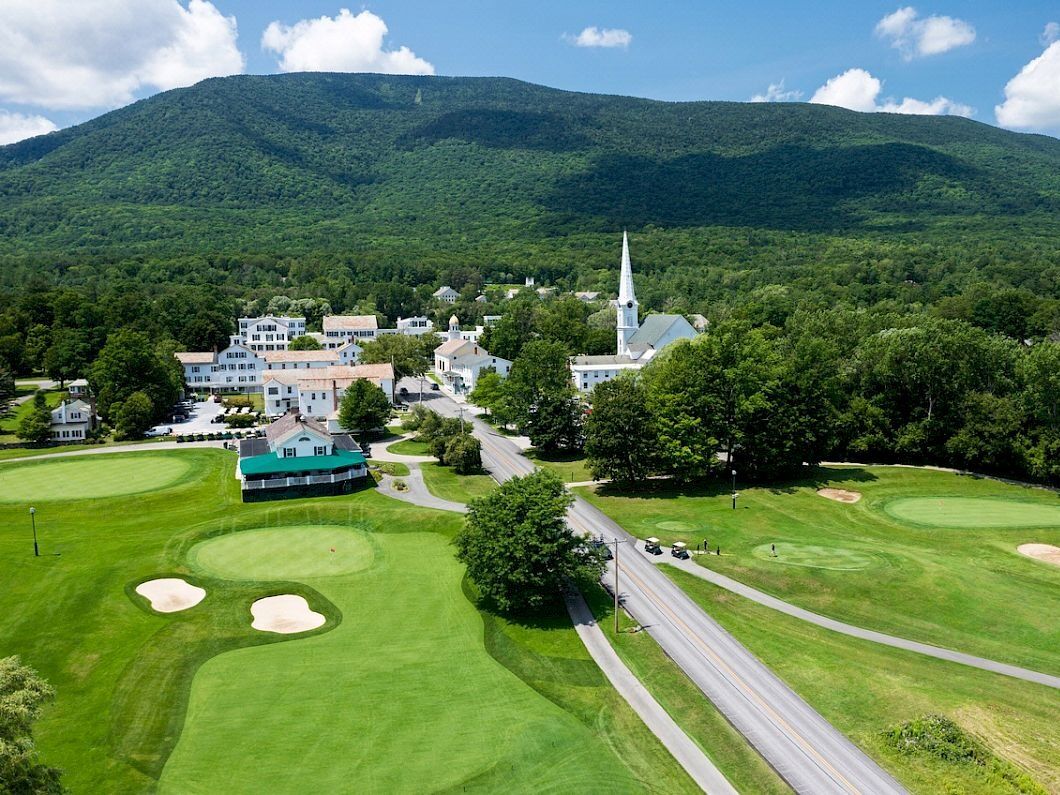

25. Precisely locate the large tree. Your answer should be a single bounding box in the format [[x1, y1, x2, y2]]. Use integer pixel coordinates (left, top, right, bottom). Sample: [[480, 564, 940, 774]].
[[337, 379, 392, 442], [88, 330, 181, 423], [524, 388, 584, 453], [357, 333, 438, 379], [504, 340, 572, 430], [287, 335, 322, 351], [113, 391, 156, 441], [43, 330, 91, 387], [455, 470, 602, 612], [0, 656, 63, 794], [16, 393, 53, 444], [584, 377, 659, 484]]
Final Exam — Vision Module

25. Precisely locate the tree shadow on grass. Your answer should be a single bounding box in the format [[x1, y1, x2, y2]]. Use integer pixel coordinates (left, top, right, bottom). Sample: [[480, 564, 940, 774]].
[[593, 465, 879, 500]]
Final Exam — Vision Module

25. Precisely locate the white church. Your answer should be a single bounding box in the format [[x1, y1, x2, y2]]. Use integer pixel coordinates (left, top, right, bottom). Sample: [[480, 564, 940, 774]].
[[570, 232, 699, 393]]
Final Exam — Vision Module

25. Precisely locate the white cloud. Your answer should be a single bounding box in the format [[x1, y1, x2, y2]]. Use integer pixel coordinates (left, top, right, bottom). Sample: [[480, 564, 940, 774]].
[[995, 41, 1060, 131], [0, 0, 244, 110], [0, 109, 58, 145], [566, 27, 632, 49], [1040, 22, 1060, 46], [810, 68, 881, 112], [262, 9, 433, 74], [875, 6, 976, 59], [810, 68, 973, 117], [750, 81, 803, 103]]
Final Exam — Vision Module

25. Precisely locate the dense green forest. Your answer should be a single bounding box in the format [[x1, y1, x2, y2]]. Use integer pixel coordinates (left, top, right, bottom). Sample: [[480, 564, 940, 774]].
[[1, 73, 1058, 479]]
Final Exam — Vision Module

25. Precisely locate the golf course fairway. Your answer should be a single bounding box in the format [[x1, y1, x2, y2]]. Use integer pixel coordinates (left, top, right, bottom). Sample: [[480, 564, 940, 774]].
[[0, 454, 193, 502], [884, 496, 1060, 528], [163, 528, 649, 793]]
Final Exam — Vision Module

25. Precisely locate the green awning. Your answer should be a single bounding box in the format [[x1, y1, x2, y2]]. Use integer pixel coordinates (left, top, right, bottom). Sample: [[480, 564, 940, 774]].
[[240, 449, 366, 477]]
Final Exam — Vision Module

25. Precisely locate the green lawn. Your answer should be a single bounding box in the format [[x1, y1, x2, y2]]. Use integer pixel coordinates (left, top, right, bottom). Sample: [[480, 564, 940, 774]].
[[386, 438, 431, 456], [577, 465, 1060, 675], [0, 455, 196, 502], [0, 450, 694, 793], [664, 569, 1060, 794], [420, 461, 497, 503], [0, 389, 64, 442], [527, 450, 595, 483]]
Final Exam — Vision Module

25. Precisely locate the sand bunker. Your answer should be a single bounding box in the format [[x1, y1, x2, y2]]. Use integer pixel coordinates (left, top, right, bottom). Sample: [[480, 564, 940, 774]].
[[1017, 543, 1060, 567], [136, 578, 206, 613], [251, 594, 325, 634], [817, 488, 862, 504]]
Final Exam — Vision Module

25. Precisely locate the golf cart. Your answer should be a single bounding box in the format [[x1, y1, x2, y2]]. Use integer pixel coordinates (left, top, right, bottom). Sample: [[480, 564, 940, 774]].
[[644, 537, 663, 555], [670, 541, 690, 560]]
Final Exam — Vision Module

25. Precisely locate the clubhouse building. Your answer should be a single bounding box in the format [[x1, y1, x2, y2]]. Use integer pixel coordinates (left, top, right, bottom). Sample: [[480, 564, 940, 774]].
[[238, 410, 367, 501]]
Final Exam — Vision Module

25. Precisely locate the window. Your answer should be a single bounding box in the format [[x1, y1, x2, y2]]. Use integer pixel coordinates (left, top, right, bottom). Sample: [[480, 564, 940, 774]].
[[282, 447, 296, 458], [314, 446, 327, 456], [268, 387, 279, 395]]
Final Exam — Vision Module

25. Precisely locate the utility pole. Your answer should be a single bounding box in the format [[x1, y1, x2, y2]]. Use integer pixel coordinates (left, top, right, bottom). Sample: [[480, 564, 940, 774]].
[[613, 539, 620, 634], [731, 468, 737, 510], [29, 507, 38, 557]]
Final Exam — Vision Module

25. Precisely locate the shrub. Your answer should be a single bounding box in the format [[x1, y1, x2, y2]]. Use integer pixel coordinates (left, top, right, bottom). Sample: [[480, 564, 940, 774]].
[[223, 395, 254, 409], [445, 434, 482, 474], [225, 413, 256, 428]]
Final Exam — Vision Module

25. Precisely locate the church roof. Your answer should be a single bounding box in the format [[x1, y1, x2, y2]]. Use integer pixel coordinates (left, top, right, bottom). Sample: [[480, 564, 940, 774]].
[[628, 314, 696, 348]]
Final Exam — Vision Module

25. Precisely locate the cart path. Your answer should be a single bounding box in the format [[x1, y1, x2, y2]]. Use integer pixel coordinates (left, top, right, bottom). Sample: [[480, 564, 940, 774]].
[[376, 467, 468, 514], [652, 553, 1060, 690], [565, 589, 738, 795]]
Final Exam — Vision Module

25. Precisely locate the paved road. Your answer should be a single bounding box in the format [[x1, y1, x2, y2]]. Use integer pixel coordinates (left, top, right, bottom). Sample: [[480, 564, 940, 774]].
[[658, 555, 1060, 690], [429, 394, 906, 795]]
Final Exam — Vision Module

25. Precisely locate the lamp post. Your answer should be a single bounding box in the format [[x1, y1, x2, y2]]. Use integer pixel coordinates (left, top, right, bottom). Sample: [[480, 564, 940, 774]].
[[612, 538, 621, 635], [731, 469, 737, 510], [29, 507, 39, 557]]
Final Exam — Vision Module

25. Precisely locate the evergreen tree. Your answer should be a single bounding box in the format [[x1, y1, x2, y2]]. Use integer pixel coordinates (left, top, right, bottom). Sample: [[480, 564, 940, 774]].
[[0, 656, 63, 794]]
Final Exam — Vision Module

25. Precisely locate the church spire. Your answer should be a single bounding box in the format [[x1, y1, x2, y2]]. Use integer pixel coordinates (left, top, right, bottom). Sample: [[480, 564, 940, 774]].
[[617, 230, 636, 304], [615, 231, 639, 357]]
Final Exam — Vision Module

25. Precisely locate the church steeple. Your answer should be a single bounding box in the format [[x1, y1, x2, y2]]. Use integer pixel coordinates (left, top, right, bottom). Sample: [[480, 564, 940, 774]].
[[616, 231, 639, 357]]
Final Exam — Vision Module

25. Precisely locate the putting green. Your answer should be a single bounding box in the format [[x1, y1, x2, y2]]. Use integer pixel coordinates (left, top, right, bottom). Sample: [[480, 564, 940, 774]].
[[188, 526, 375, 580], [885, 497, 1060, 528], [161, 531, 645, 793], [752, 543, 880, 571], [0, 455, 193, 502], [655, 520, 698, 532]]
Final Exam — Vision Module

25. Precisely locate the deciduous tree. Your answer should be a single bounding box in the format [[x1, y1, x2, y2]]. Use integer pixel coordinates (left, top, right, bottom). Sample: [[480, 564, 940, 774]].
[[0, 656, 63, 794]]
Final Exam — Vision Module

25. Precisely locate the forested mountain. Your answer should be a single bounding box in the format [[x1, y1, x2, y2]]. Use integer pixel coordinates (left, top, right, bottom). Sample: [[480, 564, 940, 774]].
[[1, 72, 1060, 311]]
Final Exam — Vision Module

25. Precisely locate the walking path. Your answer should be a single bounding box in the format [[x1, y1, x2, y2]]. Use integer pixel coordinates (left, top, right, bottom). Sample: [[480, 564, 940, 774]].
[[376, 467, 468, 514], [653, 553, 1060, 690], [564, 589, 738, 795]]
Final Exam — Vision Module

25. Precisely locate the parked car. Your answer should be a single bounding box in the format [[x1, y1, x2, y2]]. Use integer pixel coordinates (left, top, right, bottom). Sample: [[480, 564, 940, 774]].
[[145, 426, 173, 438], [590, 537, 613, 560], [430, 383, 440, 391], [399, 386, 409, 395]]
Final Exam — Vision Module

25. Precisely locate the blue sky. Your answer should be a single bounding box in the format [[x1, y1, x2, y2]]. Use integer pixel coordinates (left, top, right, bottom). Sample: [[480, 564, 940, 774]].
[[1, 1, 1058, 143]]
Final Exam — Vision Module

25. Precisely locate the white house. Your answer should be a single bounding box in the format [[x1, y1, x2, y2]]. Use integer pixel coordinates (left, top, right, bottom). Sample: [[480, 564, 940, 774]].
[[50, 399, 97, 442], [263, 349, 338, 372], [237, 410, 367, 501], [237, 316, 307, 352], [433, 286, 459, 304], [397, 316, 434, 335], [574, 291, 601, 302], [67, 378, 90, 398], [176, 340, 265, 393], [323, 315, 379, 347], [570, 232, 699, 394], [263, 363, 395, 425], [433, 316, 511, 394]]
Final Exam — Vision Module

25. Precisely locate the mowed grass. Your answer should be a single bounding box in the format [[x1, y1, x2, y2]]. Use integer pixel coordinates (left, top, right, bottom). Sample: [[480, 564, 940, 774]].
[[885, 497, 1060, 528], [577, 466, 1060, 674], [0, 454, 195, 501], [386, 437, 431, 456], [0, 449, 695, 793], [527, 450, 595, 483], [420, 461, 497, 503], [665, 569, 1060, 794]]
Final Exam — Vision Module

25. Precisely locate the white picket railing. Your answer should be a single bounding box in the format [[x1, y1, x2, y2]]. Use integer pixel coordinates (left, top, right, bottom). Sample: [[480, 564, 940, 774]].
[[243, 466, 366, 490]]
